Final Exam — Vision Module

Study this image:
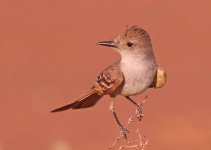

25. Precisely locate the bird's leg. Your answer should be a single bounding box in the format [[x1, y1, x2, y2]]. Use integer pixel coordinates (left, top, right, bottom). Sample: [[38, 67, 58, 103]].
[[125, 96, 143, 121], [110, 97, 129, 139]]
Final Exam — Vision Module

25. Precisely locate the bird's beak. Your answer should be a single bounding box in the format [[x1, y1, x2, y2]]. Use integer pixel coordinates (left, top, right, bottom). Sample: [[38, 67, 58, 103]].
[[97, 40, 117, 48]]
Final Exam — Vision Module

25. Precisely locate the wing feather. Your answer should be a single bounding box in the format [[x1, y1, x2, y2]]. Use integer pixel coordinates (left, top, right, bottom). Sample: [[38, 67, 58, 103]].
[[51, 62, 124, 112]]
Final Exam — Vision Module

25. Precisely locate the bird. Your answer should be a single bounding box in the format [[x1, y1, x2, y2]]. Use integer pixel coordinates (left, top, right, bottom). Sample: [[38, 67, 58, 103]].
[[51, 25, 167, 138]]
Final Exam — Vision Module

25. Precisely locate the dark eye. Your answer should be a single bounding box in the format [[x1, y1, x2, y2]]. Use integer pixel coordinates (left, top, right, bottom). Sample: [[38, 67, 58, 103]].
[[127, 42, 133, 47]]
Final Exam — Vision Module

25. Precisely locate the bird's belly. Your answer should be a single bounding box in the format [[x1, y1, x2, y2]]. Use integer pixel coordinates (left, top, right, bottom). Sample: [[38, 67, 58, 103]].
[[121, 78, 149, 96], [120, 67, 156, 96]]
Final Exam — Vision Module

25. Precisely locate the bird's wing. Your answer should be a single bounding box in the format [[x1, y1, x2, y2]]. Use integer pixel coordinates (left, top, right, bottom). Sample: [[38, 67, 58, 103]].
[[93, 63, 124, 95], [150, 66, 167, 88], [51, 63, 124, 112]]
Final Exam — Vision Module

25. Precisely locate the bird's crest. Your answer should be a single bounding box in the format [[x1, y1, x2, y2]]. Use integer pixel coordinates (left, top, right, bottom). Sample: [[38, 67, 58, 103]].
[[119, 25, 151, 42]]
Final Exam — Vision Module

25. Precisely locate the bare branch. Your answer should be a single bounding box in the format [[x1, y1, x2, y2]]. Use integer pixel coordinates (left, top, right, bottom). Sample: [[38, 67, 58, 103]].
[[109, 96, 148, 150]]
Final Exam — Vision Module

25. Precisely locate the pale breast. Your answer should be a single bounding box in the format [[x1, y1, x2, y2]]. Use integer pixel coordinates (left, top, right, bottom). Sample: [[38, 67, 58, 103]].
[[120, 58, 157, 96]]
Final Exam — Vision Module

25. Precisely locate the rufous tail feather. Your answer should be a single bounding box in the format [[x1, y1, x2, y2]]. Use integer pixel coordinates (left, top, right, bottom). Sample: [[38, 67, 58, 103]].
[[51, 89, 103, 112]]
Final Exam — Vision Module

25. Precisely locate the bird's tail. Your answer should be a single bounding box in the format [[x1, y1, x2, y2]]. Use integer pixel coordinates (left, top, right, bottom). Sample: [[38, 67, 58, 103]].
[[51, 89, 103, 113]]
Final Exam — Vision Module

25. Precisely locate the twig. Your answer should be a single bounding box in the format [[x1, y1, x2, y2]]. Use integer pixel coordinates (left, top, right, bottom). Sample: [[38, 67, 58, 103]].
[[109, 96, 148, 150]]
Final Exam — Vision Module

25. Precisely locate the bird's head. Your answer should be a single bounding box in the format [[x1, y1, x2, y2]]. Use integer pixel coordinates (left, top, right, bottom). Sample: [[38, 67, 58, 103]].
[[97, 26, 152, 55]]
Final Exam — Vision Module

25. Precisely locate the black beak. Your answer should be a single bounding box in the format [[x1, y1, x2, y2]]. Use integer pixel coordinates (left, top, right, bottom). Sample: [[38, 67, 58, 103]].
[[97, 40, 117, 48]]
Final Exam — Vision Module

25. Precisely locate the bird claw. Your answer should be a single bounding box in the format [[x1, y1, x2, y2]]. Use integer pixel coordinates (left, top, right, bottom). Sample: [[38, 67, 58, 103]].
[[136, 105, 143, 121], [119, 126, 129, 139]]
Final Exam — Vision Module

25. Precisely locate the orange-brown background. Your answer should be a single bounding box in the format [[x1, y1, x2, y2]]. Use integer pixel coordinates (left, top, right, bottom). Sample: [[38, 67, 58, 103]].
[[0, 0, 211, 150]]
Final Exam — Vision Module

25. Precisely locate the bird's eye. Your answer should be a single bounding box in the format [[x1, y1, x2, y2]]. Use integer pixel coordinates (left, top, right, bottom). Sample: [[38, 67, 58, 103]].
[[127, 42, 133, 47]]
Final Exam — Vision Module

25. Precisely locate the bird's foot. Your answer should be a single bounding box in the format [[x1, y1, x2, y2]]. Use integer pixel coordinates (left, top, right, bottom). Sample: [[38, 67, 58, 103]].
[[136, 105, 143, 121], [119, 125, 129, 139]]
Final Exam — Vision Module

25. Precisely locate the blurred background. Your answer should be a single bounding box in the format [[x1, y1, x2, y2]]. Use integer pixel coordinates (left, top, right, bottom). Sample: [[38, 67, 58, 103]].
[[0, 0, 211, 149]]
